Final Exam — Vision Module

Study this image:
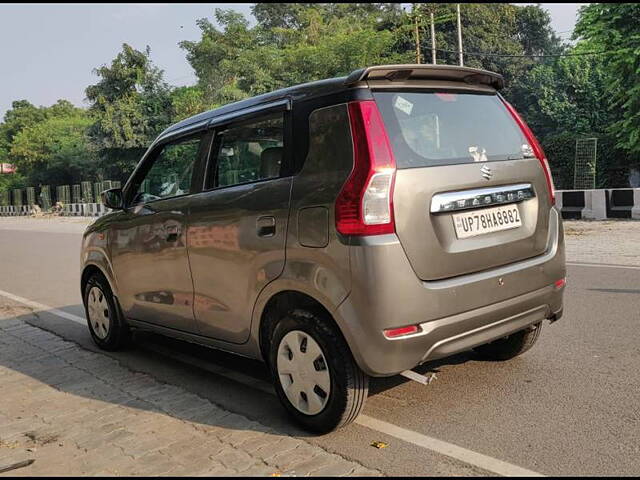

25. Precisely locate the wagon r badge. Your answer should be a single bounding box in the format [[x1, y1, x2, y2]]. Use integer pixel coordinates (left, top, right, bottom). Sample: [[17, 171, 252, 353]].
[[481, 165, 492, 180]]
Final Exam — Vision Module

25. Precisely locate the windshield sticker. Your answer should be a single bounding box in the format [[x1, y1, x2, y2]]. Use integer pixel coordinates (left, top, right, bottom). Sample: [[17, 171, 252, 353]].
[[469, 146, 488, 162], [394, 96, 414, 115]]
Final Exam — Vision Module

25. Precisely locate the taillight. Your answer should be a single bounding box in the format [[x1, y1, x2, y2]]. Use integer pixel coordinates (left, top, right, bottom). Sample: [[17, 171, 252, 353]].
[[335, 101, 396, 236], [500, 98, 556, 205]]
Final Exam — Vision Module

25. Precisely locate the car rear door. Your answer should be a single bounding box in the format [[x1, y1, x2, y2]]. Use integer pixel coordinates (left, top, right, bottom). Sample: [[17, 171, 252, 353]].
[[186, 103, 292, 343], [372, 88, 554, 281]]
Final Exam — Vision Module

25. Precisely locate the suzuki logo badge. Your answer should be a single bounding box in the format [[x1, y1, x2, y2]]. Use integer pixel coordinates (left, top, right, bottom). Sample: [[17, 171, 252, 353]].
[[481, 165, 492, 180]]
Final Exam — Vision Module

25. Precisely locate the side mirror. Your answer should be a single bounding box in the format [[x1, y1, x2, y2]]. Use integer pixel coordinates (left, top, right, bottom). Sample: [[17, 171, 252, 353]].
[[101, 188, 123, 210]]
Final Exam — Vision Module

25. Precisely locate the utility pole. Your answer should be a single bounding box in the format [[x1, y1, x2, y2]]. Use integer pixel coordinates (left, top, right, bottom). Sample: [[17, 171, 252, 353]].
[[430, 12, 436, 64], [456, 3, 464, 66], [414, 9, 421, 64]]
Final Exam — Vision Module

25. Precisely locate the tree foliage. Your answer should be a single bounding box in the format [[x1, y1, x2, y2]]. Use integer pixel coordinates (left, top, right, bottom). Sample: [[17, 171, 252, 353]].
[[10, 113, 95, 186], [86, 43, 172, 151], [180, 6, 409, 107], [574, 3, 640, 155], [83, 43, 174, 179]]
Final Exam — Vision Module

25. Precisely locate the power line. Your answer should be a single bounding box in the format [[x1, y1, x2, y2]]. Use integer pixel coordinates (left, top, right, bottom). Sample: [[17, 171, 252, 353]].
[[433, 46, 630, 58]]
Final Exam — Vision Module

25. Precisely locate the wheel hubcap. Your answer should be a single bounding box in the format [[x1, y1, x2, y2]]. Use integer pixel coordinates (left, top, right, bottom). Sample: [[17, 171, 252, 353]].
[[87, 286, 110, 340], [277, 330, 331, 415]]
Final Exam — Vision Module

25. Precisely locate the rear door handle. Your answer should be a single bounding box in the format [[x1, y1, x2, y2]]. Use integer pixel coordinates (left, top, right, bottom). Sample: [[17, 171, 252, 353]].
[[256, 216, 276, 237]]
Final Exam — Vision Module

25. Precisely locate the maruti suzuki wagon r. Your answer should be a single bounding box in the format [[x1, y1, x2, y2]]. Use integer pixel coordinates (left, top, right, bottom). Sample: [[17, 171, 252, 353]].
[[81, 64, 566, 433]]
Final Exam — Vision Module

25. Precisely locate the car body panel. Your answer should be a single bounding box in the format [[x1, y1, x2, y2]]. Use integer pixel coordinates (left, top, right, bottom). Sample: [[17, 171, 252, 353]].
[[187, 177, 293, 343], [108, 196, 198, 333], [393, 158, 551, 280]]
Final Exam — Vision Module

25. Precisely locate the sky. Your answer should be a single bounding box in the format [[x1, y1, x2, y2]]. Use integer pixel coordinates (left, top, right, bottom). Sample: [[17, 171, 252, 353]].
[[0, 3, 587, 118]]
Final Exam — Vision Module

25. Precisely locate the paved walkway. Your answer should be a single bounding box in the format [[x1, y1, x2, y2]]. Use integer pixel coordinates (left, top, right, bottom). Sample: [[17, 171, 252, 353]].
[[563, 220, 640, 266], [0, 302, 379, 477]]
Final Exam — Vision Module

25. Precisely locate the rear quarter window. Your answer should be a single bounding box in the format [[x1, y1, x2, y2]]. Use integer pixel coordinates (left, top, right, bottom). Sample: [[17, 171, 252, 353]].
[[373, 91, 528, 168]]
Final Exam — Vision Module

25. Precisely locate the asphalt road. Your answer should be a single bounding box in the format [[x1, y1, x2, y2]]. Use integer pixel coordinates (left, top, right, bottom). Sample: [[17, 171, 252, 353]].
[[0, 219, 638, 476]]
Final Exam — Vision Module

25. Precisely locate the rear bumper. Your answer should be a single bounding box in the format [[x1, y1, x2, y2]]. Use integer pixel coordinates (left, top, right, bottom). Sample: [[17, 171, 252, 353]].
[[335, 207, 565, 377], [411, 285, 561, 363]]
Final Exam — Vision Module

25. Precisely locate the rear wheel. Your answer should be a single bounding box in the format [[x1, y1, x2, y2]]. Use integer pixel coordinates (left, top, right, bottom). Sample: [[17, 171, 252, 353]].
[[83, 273, 130, 351], [269, 309, 368, 433], [473, 322, 543, 361]]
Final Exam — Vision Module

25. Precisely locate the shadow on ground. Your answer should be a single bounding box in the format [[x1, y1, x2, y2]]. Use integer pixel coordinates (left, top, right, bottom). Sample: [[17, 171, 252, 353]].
[[3, 306, 487, 442]]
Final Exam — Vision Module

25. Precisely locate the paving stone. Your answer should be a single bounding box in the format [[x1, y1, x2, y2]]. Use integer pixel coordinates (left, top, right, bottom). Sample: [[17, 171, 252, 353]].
[[350, 464, 383, 476], [0, 305, 380, 477], [255, 436, 304, 461], [270, 444, 325, 472], [307, 457, 360, 476], [222, 428, 266, 448], [131, 450, 178, 475], [284, 452, 340, 476], [211, 445, 256, 472]]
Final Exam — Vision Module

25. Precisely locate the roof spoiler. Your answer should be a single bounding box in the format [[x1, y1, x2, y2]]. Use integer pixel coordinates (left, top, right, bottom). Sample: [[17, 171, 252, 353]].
[[344, 64, 505, 90]]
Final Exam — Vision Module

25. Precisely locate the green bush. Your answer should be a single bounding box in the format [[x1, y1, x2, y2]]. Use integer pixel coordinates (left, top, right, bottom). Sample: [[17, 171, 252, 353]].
[[542, 134, 575, 190]]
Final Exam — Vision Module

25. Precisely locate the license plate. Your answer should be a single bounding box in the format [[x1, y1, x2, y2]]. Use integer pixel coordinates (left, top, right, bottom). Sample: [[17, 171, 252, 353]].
[[453, 204, 522, 239]]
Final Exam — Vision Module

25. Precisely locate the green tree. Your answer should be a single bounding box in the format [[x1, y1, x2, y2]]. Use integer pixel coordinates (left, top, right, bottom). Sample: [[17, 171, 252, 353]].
[[170, 86, 213, 122], [85, 43, 172, 179], [0, 100, 48, 166], [513, 40, 612, 137], [574, 3, 640, 155], [412, 3, 564, 95], [251, 3, 403, 31], [180, 10, 260, 106], [9, 112, 96, 186], [181, 6, 410, 106]]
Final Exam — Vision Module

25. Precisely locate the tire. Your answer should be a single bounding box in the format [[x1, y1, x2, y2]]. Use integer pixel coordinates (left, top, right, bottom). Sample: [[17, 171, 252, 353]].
[[268, 308, 368, 434], [473, 322, 543, 361], [83, 272, 130, 351]]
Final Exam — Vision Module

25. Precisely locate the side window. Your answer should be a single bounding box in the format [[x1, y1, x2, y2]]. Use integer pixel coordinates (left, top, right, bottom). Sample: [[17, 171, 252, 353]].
[[133, 135, 201, 204], [305, 104, 353, 175], [208, 113, 284, 189]]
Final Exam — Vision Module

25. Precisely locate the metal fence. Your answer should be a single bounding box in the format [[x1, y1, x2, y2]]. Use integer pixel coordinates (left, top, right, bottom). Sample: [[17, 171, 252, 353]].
[[40, 185, 52, 210], [12, 189, 23, 206], [0, 180, 119, 211], [574, 138, 598, 189], [81, 181, 93, 203], [72, 184, 82, 204], [26, 187, 35, 206]]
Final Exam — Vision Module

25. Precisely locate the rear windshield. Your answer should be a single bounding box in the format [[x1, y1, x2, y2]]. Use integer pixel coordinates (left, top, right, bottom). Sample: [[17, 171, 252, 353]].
[[373, 91, 528, 168]]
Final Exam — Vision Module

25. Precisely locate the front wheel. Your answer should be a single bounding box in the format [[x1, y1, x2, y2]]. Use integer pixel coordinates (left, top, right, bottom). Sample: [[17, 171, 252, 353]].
[[83, 273, 130, 351], [473, 323, 543, 361], [269, 309, 368, 433]]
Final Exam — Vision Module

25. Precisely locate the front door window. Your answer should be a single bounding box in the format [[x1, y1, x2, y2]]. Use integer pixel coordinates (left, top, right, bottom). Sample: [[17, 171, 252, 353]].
[[133, 135, 201, 205]]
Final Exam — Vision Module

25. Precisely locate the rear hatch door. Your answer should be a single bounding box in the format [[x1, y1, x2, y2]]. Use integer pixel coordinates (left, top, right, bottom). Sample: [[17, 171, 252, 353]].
[[373, 90, 553, 281]]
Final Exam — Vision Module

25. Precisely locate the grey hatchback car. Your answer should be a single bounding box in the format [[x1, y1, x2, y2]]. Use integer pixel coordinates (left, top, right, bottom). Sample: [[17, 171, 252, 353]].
[[81, 64, 565, 433]]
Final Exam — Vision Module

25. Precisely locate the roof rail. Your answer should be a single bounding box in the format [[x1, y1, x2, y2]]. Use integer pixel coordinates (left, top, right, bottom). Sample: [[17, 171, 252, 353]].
[[344, 64, 505, 90]]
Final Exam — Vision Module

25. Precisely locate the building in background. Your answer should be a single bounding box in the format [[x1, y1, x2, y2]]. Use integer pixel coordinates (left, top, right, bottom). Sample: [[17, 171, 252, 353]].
[[0, 163, 16, 174]]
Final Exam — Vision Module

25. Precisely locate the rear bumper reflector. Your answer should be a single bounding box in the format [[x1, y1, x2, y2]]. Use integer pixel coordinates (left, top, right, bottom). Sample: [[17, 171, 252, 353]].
[[554, 278, 566, 290], [384, 325, 421, 339]]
